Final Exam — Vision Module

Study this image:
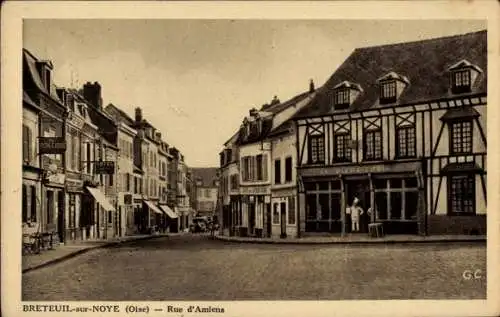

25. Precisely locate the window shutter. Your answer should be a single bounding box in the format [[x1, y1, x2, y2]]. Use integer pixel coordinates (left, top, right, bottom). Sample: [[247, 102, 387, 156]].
[[31, 185, 37, 222], [262, 154, 268, 181], [22, 126, 29, 163], [22, 184, 28, 222]]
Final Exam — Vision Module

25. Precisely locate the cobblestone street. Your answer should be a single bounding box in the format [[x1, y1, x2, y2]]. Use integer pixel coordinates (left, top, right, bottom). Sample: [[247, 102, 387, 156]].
[[22, 234, 486, 301]]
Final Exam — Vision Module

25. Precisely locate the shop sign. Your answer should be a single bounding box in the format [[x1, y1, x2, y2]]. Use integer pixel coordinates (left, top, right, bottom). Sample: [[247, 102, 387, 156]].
[[239, 186, 270, 195], [39, 137, 66, 154], [46, 173, 65, 185], [301, 161, 421, 177], [95, 161, 115, 174], [66, 179, 83, 192]]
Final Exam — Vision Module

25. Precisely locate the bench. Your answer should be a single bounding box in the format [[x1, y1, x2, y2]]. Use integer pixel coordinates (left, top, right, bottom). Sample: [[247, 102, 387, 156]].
[[368, 223, 384, 238]]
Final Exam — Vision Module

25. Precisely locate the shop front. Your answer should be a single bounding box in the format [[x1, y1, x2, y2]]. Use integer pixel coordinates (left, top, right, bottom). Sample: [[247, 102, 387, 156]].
[[159, 204, 178, 233], [238, 185, 270, 238], [143, 200, 163, 233], [84, 185, 115, 239], [270, 188, 297, 238], [43, 172, 65, 244], [299, 160, 425, 236], [65, 177, 84, 242]]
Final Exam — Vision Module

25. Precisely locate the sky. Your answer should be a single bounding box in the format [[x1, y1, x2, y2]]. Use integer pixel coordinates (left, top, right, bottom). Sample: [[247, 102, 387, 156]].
[[23, 19, 486, 167]]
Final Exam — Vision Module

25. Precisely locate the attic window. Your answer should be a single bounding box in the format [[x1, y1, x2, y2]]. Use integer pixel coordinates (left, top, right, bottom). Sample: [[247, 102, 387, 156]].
[[451, 69, 471, 94], [379, 80, 397, 104], [334, 88, 350, 109]]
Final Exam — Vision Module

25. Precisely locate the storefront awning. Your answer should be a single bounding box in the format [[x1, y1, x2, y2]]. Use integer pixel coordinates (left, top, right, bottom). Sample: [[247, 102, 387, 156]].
[[86, 187, 115, 212], [144, 200, 163, 214], [159, 204, 178, 219]]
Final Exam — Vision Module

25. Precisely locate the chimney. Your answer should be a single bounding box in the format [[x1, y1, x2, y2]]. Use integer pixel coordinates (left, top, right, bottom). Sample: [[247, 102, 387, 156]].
[[270, 95, 280, 105], [309, 79, 315, 93], [135, 107, 143, 123], [83, 81, 103, 110], [249, 108, 258, 117]]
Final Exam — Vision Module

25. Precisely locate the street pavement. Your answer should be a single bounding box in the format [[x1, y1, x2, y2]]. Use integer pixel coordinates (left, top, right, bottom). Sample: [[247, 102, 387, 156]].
[[22, 234, 486, 301]]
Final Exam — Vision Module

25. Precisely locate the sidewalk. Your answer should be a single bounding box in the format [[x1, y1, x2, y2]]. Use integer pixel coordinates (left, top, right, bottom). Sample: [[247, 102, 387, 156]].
[[22, 233, 171, 273], [214, 233, 486, 245]]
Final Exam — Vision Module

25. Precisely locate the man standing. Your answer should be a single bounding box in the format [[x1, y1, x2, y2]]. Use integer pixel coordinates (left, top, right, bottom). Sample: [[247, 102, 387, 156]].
[[350, 197, 364, 233]]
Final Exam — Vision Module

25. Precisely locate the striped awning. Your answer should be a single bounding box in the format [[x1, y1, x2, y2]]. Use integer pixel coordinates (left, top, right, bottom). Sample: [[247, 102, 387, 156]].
[[144, 200, 163, 214], [159, 204, 178, 219]]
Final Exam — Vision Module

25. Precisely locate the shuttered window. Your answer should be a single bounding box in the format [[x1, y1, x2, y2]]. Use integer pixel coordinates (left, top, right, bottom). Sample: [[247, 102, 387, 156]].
[[22, 125, 32, 164], [22, 184, 28, 222]]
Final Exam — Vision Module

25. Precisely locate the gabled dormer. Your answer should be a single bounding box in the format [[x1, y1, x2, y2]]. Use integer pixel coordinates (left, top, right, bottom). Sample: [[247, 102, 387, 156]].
[[376, 72, 410, 105], [35, 60, 53, 92], [333, 81, 363, 110], [448, 59, 483, 94]]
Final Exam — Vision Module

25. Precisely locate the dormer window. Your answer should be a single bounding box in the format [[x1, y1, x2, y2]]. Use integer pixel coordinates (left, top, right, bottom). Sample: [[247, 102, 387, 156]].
[[380, 80, 397, 104], [448, 59, 482, 95], [377, 72, 410, 105], [334, 88, 350, 109], [333, 81, 363, 110]]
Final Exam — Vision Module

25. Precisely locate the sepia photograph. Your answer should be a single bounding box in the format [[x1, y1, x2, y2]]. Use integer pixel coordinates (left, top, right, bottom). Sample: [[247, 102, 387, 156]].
[[2, 1, 500, 317]]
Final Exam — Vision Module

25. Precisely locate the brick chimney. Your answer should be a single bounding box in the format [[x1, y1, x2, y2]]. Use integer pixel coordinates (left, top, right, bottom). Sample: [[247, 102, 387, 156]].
[[83, 81, 103, 110], [135, 107, 143, 123], [309, 79, 315, 93]]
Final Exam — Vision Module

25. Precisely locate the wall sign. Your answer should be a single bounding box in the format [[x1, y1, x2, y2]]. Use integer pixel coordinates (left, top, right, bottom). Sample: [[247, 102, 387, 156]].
[[39, 137, 66, 154], [239, 186, 271, 195], [301, 161, 421, 177], [95, 161, 115, 174]]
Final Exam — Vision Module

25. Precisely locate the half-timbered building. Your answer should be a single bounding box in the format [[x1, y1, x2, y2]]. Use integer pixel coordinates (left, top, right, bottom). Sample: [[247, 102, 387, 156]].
[[294, 30, 487, 236]]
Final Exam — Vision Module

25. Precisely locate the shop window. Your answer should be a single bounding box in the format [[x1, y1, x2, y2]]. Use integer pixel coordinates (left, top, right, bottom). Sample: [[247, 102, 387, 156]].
[[304, 182, 316, 191], [404, 177, 418, 188], [273, 203, 280, 224], [330, 193, 341, 220], [331, 180, 341, 190], [390, 179, 402, 188], [390, 192, 402, 219], [373, 179, 387, 190], [285, 157, 292, 182], [308, 134, 325, 164], [334, 133, 352, 162], [305, 194, 317, 220], [375, 192, 388, 220], [405, 191, 419, 220], [450, 121, 473, 154], [448, 174, 475, 215], [319, 194, 329, 220], [363, 129, 382, 161], [288, 196, 296, 225], [396, 126, 416, 158], [318, 182, 328, 190]]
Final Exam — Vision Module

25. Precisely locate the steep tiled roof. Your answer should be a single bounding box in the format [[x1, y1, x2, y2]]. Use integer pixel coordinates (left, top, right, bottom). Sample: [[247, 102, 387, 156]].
[[191, 167, 219, 188], [295, 30, 487, 119], [23, 49, 64, 105], [105, 103, 135, 126], [238, 91, 312, 145], [268, 119, 294, 138]]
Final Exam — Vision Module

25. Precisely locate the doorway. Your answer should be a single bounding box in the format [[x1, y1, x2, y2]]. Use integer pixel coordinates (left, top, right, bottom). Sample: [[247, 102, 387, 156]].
[[280, 202, 287, 238], [345, 179, 371, 233], [248, 203, 256, 235], [266, 203, 272, 237]]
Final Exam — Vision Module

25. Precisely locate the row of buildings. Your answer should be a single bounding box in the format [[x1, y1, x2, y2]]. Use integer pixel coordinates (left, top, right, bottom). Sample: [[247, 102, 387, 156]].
[[22, 48, 196, 246], [217, 30, 487, 238]]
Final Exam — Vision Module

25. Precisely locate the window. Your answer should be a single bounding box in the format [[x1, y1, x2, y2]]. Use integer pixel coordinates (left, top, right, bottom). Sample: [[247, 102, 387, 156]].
[[72, 134, 78, 170], [308, 135, 325, 164], [205, 189, 210, 198], [288, 196, 296, 225], [448, 174, 475, 215], [334, 88, 350, 109], [364, 130, 382, 160], [334, 133, 352, 162], [452, 70, 471, 93], [285, 157, 292, 182], [396, 126, 416, 158], [274, 159, 281, 184], [86, 143, 92, 174], [134, 177, 138, 194], [22, 125, 32, 164], [450, 121, 472, 154], [256, 154, 263, 181], [273, 203, 280, 224], [380, 80, 397, 104]]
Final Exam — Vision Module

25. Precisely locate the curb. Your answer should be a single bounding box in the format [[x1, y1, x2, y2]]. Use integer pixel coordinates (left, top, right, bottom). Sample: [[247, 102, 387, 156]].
[[213, 236, 486, 245], [22, 235, 167, 274]]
